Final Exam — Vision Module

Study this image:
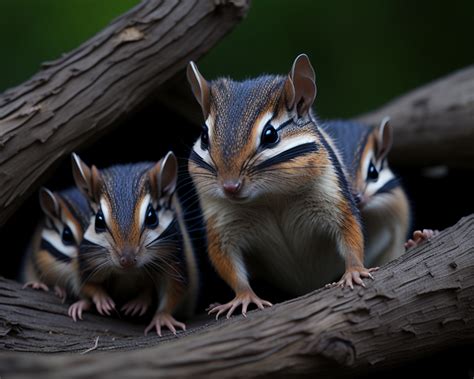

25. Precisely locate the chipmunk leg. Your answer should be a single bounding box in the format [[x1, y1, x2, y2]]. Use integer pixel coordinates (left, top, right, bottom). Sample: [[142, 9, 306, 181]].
[[332, 210, 378, 289], [54, 285, 67, 303], [206, 222, 271, 319], [405, 229, 440, 250], [145, 278, 186, 336]]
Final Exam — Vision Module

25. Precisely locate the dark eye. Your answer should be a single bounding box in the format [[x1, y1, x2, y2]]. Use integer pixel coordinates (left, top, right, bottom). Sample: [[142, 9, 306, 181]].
[[144, 204, 158, 228], [61, 225, 75, 245], [201, 125, 209, 150], [367, 161, 379, 181], [261, 123, 279, 147], [95, 209, 106, 233]]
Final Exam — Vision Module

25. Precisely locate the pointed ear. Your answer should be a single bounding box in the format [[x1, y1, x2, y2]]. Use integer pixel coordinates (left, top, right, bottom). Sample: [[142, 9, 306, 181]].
[[39, 187, 60, 220], [159, 151, 178, 197], [187, 61, 211, 120], [289, 54, 317, 117], [376, 116, 393, 160], [71, 153, 102, 205]]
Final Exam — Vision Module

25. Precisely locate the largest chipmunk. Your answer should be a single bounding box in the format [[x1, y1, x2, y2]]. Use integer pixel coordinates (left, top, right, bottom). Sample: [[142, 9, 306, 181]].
[[187, 54, 377, 318]]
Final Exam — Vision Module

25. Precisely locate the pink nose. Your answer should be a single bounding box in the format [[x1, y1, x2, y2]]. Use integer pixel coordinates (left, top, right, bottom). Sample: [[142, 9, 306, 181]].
[[222, 179, 242, 195]]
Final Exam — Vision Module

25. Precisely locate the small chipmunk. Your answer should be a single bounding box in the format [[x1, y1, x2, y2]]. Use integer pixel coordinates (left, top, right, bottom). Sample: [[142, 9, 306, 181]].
[[187, 54, 377, 319], [321, 117, 411, 266], [21, 187, 91, 302], [67, 152, 198, 336]]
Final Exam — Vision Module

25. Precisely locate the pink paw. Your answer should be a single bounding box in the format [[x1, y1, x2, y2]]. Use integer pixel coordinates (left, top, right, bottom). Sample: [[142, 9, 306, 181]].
[[326, 266, 378, 290], [68, 299, 91, 321], [92, 292, 115, 316], [208, 290, 272, 320], [23, 281, 49, 292], [144, 312, 186, 337], [121, 295, 151, 317], [405, 229, 439, 250]]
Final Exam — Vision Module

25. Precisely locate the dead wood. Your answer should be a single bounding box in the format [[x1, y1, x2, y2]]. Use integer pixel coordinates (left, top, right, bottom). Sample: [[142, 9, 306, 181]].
[[358, 66, 474, 168], [0, 0, 250, 227], [1, 214, 473, 378]]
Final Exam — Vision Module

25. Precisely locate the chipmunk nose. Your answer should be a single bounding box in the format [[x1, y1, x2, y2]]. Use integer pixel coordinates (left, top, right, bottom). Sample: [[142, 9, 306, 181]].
[[119, 249, 137, 268], [222, 179, 242, 195]]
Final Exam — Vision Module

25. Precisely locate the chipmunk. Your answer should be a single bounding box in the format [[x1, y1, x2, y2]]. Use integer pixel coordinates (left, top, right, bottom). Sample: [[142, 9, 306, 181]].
[[321, 117, 411, 267], [187, 54, 377, 319], [67, 152, 198, 336], [21, 187, 91, 301]]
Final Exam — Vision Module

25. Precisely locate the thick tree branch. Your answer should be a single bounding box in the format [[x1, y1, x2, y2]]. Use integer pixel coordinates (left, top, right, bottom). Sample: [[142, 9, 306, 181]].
[[0, 0, 250, 227], [1, 215, 473, 378], [357, 66, 474, 168]]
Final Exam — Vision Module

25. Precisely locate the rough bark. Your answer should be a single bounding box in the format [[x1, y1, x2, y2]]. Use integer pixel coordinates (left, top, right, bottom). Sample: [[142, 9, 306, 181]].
[[1, 215, 473, 378], [357, 66, 474, 168], [0, 0, 250, 227]]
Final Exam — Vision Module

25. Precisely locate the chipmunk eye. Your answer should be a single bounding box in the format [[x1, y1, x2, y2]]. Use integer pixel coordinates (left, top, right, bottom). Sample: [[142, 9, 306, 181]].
[[201, 125, 209, 150], [95, 209, 107, 233], [144, 204, 159, 228], [61, 225, 75, 245], [261, 123, 279, 147], [367, 161, 379, 181]]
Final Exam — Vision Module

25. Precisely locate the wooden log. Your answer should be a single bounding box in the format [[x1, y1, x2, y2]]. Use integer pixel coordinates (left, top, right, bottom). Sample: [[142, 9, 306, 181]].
[[357, 66, 474, 168], [0, 0, 250, 227], [1, 214, 473, 378]]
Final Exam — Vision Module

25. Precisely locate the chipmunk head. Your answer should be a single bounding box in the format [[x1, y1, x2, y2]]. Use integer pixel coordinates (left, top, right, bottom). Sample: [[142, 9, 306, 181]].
[[39, 187, 89, 261], [355, 117, 397, 208], [71, 152, 179, 272], [187, 54, 325, 202]]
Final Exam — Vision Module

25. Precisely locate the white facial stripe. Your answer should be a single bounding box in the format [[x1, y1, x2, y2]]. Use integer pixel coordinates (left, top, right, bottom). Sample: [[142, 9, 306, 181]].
[[42, 229, 77, 258], [192, 139, 213, 166], [257, 134, 316, 162], [205, 114, 214, 140], [254, 111, 275, 148], [83, 220, 113, 249], [366, 166, 395, 197], [138, 194, 151, 229], [100, 198, 112, 226]]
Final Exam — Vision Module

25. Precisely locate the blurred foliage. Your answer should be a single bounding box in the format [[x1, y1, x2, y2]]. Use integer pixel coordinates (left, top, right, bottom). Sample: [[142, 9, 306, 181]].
[[0, 0, 473, 118]]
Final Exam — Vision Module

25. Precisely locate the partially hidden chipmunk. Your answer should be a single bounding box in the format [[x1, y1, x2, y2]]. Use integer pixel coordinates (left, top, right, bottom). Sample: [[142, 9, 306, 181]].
[[21, 187, 91, 302], [187, 54, 377, 319], [68, 152, 198, 336], [321, 117, 411, 267]]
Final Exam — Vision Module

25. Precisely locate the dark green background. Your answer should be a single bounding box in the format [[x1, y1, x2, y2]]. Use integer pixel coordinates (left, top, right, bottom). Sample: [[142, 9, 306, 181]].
[[1, 0, 473, 118]]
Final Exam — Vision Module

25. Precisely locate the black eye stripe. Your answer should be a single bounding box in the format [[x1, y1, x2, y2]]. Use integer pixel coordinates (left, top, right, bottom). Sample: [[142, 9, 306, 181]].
[[201, 125, 209, 150]]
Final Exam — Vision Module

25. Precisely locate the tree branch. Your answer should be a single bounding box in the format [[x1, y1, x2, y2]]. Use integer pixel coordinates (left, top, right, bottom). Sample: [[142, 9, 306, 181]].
[[1, 215, 473, 378], [357, 66, 474, 168], [0, 0, 250, 227]]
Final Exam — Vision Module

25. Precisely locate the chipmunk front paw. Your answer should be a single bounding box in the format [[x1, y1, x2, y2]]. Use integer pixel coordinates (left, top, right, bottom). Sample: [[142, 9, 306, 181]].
[[68, 299, 91, 321], [92, 292, 115, 316], [121, 294, 151, 317], [207, 290, 272, 320], [23, 281, 49, 292], [144, 312, 186, 337], [326, 267, 379, 290], [405, 229, 439, 250]]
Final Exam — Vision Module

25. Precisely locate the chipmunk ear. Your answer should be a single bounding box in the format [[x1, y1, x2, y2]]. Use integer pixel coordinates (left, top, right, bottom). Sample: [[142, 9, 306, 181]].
[[376, 116, 393, 160], [39, 187, 60, 221], [148, 152, 178, 201], [187, 61, 211, 120], [288, 54, 317, 117], [159, 151, 178, 197], [71, 153, 103, 206]]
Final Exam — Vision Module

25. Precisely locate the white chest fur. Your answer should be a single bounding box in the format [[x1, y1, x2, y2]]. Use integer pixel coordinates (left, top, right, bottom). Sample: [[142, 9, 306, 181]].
[[205, 186, 346, 296]]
